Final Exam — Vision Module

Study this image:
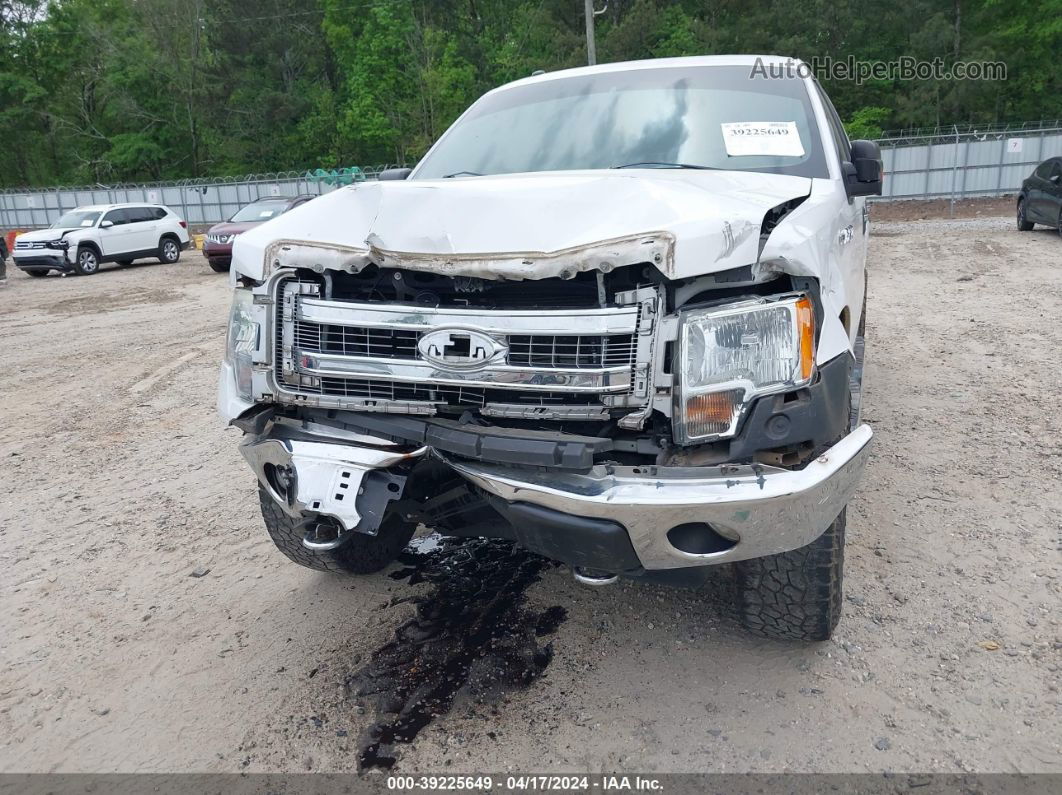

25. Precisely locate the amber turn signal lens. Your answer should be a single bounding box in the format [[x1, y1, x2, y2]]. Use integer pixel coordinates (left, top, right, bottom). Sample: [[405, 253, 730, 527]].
[[684, 389, 742, 438], [795, 296, 815, 381]]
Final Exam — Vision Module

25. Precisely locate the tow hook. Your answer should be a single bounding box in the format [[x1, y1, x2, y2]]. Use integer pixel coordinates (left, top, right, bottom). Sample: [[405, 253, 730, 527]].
[[302, 517, 347, 551], [573, 566, 618, 586]]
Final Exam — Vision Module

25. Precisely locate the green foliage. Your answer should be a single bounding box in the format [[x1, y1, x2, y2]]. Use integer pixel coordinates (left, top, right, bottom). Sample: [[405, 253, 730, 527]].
[[845, 107, 892, 140], [0, 0, 1059, 187]]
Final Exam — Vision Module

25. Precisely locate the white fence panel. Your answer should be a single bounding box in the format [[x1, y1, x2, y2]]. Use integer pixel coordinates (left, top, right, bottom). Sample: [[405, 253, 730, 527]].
[[878, 126, 1062, 201]]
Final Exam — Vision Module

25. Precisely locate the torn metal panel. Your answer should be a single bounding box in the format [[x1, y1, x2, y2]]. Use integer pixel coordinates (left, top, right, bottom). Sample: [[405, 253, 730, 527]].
[[263, 240, 373, 277], [365, 231, 674, 282], [240, 435, 427, 531]]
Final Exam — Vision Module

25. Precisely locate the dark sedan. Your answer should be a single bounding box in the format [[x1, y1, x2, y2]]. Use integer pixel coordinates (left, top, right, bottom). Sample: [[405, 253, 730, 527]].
[[203, 194, 315, 272], [1017, 157, 1062, 237]]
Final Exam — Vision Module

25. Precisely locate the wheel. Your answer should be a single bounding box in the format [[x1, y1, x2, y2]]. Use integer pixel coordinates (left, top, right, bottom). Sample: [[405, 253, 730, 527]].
[[734, 509, 846, 641], [116, 259, 134, 266], [74, 247, 100, 275], [257, 484, 414, 574], [158, 237, 181, 264], [25, 270, 48, 277], [1017, 198, 1034, 231], [208, 259, 230, 273]]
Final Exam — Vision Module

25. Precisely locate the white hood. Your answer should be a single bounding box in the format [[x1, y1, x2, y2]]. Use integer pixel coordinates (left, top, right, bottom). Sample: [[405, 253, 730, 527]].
[[233, 170, 812, 282], [16, 227, 84, 242]]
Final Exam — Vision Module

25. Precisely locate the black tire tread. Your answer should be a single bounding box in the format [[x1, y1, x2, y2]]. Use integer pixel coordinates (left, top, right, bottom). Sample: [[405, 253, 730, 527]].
[[257, 484, 413, 574], [208, 260, 230, 273], [1017, 199, 1034, 231], [734, 510, 846, 641]]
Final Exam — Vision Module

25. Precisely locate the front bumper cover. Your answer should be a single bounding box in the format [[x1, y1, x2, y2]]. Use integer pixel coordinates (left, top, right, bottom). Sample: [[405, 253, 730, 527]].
[[447, 424, 872, 569], [14, 254, 71, 271], [236, 398, 872, 570]]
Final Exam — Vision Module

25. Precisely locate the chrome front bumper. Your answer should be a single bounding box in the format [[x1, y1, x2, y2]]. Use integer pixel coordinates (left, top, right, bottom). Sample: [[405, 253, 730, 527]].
[[446, 424, 873, 569], [238, 402, 872, 569]]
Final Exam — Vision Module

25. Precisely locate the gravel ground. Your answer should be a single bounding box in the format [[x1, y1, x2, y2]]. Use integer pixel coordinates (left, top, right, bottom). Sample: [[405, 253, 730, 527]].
[[0, 217, 1059, 776]]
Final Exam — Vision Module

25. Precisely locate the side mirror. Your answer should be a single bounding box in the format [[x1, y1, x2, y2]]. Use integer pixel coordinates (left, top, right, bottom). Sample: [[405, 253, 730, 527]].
[[843, 140, 883, 197], [100, 220, 114, 229], [378, 168, 412, 181]]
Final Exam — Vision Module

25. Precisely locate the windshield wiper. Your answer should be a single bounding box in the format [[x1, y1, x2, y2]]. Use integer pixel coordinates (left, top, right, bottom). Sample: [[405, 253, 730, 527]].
[[442, 170, 484, 178], [612, 161, 717, 170]]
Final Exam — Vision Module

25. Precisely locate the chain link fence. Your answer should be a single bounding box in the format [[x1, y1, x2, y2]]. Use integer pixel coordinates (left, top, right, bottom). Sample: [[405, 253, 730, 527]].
[[0, 166, 400, 230], [877, 120, 1062, 202], [3, 120, 1061, 229]]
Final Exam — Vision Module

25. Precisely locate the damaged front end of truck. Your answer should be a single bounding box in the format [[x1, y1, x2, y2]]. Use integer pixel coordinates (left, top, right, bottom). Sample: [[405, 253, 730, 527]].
[[218, 57, 879, 640], [220, 171, 869, 569]]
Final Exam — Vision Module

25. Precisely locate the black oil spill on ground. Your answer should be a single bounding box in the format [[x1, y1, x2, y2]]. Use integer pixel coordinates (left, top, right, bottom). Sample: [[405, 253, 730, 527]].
[[347, 536, 567, 770]]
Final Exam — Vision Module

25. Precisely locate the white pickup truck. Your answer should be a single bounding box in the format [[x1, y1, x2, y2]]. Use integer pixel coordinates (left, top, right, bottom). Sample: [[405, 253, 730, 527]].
[[218, 56, 880, 641]]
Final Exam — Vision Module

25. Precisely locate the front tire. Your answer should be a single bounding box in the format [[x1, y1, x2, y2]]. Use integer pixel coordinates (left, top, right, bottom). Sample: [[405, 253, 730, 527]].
[[208, 259, 230, 273], [158, 238, 181, 264], [734, 509, 846, 641], [1017, 198, 1034, 231], [257, 484, 414, 574], [74, 247, 100, 275]]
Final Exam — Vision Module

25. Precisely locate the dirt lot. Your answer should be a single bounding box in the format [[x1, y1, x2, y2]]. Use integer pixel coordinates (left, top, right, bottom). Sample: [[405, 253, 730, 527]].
[[1, 217, 1060, 776]]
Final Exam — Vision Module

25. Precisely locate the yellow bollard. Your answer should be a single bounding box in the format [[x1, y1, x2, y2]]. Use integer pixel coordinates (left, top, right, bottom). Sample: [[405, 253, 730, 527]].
[[193, 233, 206, 251]]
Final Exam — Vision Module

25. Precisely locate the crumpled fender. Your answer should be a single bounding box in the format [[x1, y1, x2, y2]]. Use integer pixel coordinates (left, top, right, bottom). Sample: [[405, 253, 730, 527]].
[[759, 180, 855, 365]]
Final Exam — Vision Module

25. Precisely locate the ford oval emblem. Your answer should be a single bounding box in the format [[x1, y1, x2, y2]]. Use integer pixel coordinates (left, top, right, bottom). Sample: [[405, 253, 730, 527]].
[[418, 327, 507, 371]]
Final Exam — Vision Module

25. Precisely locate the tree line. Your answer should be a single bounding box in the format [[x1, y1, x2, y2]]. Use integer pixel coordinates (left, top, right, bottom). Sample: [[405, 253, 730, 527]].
[[1, 0, 1059, 188]]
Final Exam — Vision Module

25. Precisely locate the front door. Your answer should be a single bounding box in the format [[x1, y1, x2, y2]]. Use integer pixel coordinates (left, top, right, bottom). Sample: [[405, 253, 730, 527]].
[[1044, 162, 1062, 228], [99, 209, 136, 257]]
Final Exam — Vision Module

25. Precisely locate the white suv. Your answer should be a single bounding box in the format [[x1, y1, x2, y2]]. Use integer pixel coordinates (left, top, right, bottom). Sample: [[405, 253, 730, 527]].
[[12, 203, 191, 276]]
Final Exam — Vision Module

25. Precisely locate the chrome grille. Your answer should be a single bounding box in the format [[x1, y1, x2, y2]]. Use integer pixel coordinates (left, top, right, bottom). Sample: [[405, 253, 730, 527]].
[[272, 276, 657, 415], [507, 334, 636, 370], [319, 326, 420, 360]]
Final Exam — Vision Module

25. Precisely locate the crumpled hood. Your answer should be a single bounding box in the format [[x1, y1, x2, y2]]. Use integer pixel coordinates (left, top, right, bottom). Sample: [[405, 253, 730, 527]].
[[233, 170, 813, 282], [208, 221, 260, 237], [17, 227, 84, 242]]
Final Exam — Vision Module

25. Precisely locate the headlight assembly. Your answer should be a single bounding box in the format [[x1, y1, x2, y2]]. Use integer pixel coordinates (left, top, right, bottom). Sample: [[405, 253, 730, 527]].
[[675, 294, 815, 443], [226, 288, 260, 401]]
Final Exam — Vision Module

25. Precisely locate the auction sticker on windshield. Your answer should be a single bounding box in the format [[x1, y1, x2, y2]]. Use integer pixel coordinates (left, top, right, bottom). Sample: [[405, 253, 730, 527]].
[[721, 121, 804, 157]]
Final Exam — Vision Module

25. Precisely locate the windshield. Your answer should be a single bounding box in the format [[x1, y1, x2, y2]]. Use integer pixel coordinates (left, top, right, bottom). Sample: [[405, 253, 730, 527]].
[[52, 210, 102, 229], [414, 65, 828, 180], [230, 201, 287, 223]]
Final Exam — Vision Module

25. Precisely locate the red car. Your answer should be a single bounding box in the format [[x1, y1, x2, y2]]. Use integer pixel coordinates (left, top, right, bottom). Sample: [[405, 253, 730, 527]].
[[203, 195, 314, 272]]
